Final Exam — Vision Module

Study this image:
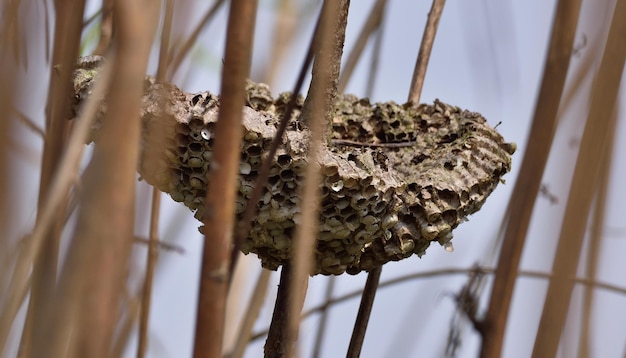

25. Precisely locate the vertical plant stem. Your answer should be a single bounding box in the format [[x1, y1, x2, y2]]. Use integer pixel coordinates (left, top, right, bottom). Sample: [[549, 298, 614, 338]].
[[228, 269, 272, 358], [532, 1, 626, 355], [479, 1, 582, 356], [20, 1, 85, 355], [92, 0, 114, 56], [193, 1, 257, 357], [287, 1, 349, 356], [346, 266, 382, 358], [137, 189, 161, 358], [338, 0, 387, 92], [137, 3, 174, 355], [407, 0, 445, 104], [264, 2, 350, 356]]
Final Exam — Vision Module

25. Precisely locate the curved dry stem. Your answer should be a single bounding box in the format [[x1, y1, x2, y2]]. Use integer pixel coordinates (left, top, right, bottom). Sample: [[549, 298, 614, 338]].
[[407, 0, 446, 104]]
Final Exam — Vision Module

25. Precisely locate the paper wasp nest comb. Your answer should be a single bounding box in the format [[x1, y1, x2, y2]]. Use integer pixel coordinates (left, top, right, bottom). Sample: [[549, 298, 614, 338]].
[[74, 57, 515, 275]]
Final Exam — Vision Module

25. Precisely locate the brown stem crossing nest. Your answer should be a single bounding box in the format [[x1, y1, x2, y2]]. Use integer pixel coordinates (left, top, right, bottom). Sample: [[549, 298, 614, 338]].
[[73, 57, 515, 275]]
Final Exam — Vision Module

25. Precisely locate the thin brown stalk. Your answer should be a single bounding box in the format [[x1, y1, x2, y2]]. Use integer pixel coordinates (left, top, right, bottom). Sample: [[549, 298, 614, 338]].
[[249, 266, 626, 343], [33, 0, 160, 356], [346, 266, 382, 358], [227, 269, 272, 358], [19, 1, 86, 354], [192, 1, 257, 357], [262, 0, 297, 85], [311, 276, 336, 358], [338, 0, 387, 93], [168, 0, 226, 78], [137, 10, 173, 351], [137, 189, 161, 358], [479, 1, 583, 356], [269, 2, 350, 357], [407, 0, 446, 104], [10, 105, 45, 139], [579, 105, 616, 358], [231, 9, 319, 272], [365, 13, 385, 98], [156, 0, 174, 82], [92, 0, 114, 56], [532, 1, 626, 355]]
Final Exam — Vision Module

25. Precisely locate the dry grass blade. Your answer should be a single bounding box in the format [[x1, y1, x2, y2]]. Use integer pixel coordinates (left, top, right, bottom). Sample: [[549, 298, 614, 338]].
[[31, 1, 159, 356], [408, 0, 445, 104], [20, 1, 86, 354], [338, 0, 388, 92], [479, 1, 582, 356], [193, 1, 257, 357], [227, 269, 271, 358], [137, 188, 161, 358], [262, 0, 297, 84], [346, 266, 382, 358], [532, 1, 626, 355], [249, 266, 626, 344], [92, 0, 113, 56]]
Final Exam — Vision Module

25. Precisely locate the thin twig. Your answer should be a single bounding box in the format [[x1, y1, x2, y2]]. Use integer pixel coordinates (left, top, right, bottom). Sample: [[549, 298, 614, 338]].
[[137, 2, 173, 354], [231, 5, 321, 274], [331, 138, 416, 148], [286, 1, 350, 356], [92, 0, 114, 56], [346, 266, 382, 358], [137, 189, 161, 358], [407, 0, 446, 104], [338, 0, 387, 93], [168, 0, 226, 78], [479, 1, 583, 356], [248, 266, 626, 343], [227, 269, 271, 358], [193, 1, 258, 357], [365, 9, 386, 98]]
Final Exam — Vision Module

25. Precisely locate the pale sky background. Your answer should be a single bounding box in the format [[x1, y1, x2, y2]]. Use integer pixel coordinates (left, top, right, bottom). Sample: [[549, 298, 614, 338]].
[[6, 0, 626, 357]]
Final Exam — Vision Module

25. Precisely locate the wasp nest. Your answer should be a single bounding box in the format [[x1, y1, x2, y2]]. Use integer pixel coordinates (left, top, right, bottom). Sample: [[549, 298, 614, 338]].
[[73, 57, 515, 275]]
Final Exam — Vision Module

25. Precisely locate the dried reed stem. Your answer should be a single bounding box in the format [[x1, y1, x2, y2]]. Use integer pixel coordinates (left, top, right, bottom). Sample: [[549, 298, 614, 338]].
[[532, 1, 626, 355], [228, 269, 272, 358], [408, 0, 445, 104], [346, 266, 382, 358], [168, 0, 226, 78], [137, 3, 174, 355], [92, 0, 113, 56], [193, 1, 257, 357], [248, 266, 626, 344], [338, 0, 388, 92], [479, 1, 582, 356]]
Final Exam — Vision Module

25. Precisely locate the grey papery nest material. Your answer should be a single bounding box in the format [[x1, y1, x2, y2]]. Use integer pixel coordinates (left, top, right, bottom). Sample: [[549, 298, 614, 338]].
[[73, 56, 515, 275]]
